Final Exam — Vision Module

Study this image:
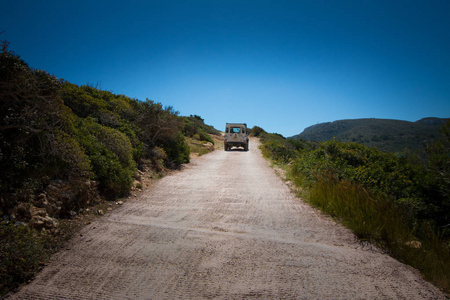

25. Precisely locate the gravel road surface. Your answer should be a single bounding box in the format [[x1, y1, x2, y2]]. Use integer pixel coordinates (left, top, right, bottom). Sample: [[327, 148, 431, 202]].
[[11, 139, 446, 299]]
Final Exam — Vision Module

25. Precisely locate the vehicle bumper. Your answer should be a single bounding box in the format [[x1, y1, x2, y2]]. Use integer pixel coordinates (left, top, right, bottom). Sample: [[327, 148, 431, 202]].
[[225, 141, 248, 147]]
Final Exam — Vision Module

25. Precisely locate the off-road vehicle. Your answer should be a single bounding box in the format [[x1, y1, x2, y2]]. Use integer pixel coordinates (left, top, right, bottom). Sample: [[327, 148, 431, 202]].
[[224, 123, 249, 151]]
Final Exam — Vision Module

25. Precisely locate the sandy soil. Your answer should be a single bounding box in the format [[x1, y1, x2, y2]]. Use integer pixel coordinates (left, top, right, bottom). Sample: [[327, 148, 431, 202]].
[[11, 139, 447, 299]]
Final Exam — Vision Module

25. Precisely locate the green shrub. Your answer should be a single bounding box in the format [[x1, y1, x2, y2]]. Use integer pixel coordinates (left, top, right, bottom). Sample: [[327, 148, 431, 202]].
[[162, 133, 190, 168], [150, 146, 168, 172], [197, 128, 214, 144], [288, 140, 434, 225], [424, 120, 450, 227], [259, 132, 298, 164], [61, 83, 108, 119], [134, 100, 181, 146], [0, 42, 92, 214], [182, 115, 217, 144], [249, 126, 266, 137], [0, 223, 49, 294], [76, 118, 135, 198], [118, 122, 145, 161]]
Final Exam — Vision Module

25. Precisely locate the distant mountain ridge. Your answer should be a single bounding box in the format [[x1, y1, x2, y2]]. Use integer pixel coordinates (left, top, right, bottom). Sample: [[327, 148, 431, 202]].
[[291, 117, 449, 153]]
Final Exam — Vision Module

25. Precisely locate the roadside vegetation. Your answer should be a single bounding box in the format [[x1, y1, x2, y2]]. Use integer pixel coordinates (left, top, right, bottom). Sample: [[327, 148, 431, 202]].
[[292, 117, 448, 153], [0, 42, 218, 295], [182, 115, 221, 156], [252, 123, 450, 293]]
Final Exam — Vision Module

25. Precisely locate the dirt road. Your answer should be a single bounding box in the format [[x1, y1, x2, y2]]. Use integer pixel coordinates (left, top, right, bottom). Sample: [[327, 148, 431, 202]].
[[12, 139, 446, 299]]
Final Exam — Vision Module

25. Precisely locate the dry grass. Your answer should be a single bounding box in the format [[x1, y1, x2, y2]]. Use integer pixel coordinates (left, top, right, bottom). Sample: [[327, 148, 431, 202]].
[[309, 173, 450, 293]]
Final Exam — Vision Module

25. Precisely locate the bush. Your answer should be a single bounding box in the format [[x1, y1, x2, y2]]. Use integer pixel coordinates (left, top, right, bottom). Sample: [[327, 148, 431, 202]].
[[424, 120, 450, 227], [249, 126, 266, 137], [161, 133, 190, 168], [76, 118, 136, 198], [134, 100, 181, 147], [0, 42, 92, 214], [288, 139, 450, 229], [182, 115, 217, 144], [150, 146, 168, 172], [259, 132, 297, 164], [0, 223, 49, 294]]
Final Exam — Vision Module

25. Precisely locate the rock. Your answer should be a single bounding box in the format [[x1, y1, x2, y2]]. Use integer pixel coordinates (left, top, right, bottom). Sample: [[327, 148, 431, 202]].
[[46, 184, 60, 195], [135, 171, 144, 181], [45, 180, 80, 218], [14, 221, 27, 227], [33, 193, 48, 207], [202, 142, 214, 151], [43, 216, 58, 228], [85, 180, 99, 189], [30, 206, 47, 218], [406, 241, 422, 248], [31, 211, 59, 231], [131, 180, 142, 191], [97, 209, 104, 215], [116, 201, 123, 205]]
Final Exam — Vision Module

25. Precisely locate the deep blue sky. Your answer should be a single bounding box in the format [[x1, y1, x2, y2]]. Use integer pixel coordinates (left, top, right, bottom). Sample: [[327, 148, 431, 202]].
[[2, 0, 449, 136]]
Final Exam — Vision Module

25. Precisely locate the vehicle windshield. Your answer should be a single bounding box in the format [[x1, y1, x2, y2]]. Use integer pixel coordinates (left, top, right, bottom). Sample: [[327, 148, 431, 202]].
[[231, 127, 241, 133]]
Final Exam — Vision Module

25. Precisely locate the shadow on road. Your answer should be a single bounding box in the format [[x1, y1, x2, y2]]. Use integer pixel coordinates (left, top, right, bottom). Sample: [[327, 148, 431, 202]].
[[225, 148, 248, 152]]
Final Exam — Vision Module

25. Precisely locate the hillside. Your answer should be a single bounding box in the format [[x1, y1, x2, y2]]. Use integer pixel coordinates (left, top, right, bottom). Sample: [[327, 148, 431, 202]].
[[0, 42, 222, 221], [0, 42, 221, 295], [291, 118, 449, 153]]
